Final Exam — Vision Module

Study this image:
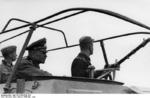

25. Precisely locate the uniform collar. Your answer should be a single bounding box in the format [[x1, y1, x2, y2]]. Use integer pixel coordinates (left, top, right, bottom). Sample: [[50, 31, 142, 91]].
[[2, 60, 13, 67], [78, 52, 91, 61], [27, 56, 40, 69]]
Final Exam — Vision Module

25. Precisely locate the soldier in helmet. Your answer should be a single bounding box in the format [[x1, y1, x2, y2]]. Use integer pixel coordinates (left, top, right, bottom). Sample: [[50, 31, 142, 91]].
[[71, 36, 102, 78], [16, 38, 52, 80], [0, 45, 17, 83]]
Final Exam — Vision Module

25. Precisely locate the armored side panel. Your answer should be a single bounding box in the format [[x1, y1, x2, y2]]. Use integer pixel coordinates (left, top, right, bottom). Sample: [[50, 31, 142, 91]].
[[0, 76, 137, 94]]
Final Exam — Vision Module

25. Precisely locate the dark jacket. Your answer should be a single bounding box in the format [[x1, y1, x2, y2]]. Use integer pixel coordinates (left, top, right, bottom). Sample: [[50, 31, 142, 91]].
[[0, 60, 14, 83], [16, 57, 52, 80], [71, 52, 103, 78], [71, 52, 91, 78]]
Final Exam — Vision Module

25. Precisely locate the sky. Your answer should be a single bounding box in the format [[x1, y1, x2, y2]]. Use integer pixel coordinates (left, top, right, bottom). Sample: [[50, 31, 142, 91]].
[[0, 0, 150, 89]]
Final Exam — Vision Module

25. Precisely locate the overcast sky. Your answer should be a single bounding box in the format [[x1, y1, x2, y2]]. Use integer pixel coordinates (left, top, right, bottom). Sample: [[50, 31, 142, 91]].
[[0, 0, 150, 88]]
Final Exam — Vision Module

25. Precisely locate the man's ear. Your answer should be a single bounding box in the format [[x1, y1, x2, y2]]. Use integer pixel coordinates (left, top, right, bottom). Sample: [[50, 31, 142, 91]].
[[89, 44, 93, 55], [7, 54, 11, 59], [88, 45, 91, 53]]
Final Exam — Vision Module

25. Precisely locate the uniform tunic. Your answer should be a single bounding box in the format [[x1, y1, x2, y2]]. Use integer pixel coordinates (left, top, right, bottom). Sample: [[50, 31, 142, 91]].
[[71, 52, 91, 78], [16, 56, 52, 80], [71, 52, 103, 78], [0, 60, 13, 83]]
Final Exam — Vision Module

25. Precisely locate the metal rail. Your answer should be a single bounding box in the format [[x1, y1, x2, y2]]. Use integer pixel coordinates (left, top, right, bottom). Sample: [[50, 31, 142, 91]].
[[1, 8, 150, 90], [0, 30, 30, 44], [97, 38, 150, 79], [4, 24, 36, 93], [47, 32, 150, 52], [0, 10, 86, 35], [1, 8, 150, 35], [0, 18, 68, 46]]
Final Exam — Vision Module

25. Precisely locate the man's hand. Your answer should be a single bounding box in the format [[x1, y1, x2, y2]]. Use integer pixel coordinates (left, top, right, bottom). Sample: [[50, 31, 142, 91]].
[[87, 65, 95, 78], [88, 65, 95, 70]]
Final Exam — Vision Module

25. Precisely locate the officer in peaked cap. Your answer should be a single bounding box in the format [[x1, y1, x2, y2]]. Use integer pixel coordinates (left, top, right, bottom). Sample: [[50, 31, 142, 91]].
[[0, 45, 17, 83], [16, 38, 52, 80], [26, 38, 47, 64], [26, 38, 47, 51]]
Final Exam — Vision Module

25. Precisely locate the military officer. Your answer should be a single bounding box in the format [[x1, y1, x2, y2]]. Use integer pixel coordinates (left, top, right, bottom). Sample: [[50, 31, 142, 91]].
[[0, 45, 17, 83], [71, 36, 94, 78], [16, 38, 52, 80], [71, 36, 103, 78]]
